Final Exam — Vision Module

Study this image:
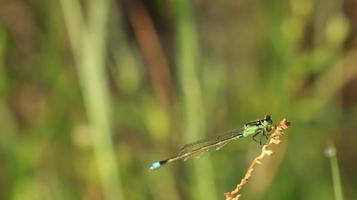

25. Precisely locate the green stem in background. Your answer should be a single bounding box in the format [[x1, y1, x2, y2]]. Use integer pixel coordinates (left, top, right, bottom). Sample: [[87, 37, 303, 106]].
[[0, 28, 7, 96], [0, 27, 17, 149], [59, 0, 123, 200], [173, 0, 217, 200], [58, 0, 84, 56], [325, 143, 344, 200]]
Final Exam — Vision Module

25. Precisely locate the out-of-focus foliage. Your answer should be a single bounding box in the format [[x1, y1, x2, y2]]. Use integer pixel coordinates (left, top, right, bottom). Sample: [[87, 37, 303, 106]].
[[0, 0, 356, 199]]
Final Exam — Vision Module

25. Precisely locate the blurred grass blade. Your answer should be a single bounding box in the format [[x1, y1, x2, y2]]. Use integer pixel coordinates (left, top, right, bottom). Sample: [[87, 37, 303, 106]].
[[59, 0, 84, 56], [59, 0, 124, 199], [325, 144, 344, 200], [173, 0, 217, 199]]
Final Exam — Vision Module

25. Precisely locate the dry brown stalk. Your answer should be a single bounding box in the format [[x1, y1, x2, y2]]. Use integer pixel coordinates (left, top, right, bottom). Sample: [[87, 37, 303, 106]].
[[224, 118, 291, 200]]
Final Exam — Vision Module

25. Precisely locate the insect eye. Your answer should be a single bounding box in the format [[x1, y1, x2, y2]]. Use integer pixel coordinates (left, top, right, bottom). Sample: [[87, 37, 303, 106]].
[[265, 115, 273, 124]]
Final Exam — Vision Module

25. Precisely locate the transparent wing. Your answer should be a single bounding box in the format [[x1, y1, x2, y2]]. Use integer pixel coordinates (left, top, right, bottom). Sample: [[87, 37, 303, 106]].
[[177, 128, 244, 157]]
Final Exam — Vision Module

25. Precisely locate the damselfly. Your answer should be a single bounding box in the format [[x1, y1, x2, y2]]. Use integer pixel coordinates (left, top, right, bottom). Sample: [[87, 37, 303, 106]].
[[149, 115, 273, 170]]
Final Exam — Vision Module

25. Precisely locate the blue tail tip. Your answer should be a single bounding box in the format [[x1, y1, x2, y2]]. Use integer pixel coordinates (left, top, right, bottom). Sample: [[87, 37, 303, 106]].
[[149, 162, 161, 170]]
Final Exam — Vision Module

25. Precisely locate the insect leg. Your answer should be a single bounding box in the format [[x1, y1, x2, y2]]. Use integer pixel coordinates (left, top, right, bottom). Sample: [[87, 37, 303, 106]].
[[262, 129, 269, 140], [252, 129, 263, 144]]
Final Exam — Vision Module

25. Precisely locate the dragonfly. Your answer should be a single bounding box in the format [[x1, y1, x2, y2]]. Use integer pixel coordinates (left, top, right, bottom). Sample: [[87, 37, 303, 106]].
[[149, 115, 273, 170]]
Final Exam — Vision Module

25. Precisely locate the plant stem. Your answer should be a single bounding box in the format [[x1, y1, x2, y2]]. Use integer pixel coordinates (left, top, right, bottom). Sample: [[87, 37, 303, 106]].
[[325, 144, 344, 200], [174, 0, 216, 199], [59, 0, 124, 199]]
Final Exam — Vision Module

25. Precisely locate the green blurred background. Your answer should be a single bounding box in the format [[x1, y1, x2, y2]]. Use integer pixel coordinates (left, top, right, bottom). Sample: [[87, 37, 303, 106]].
[[0, 0, 357, 199]]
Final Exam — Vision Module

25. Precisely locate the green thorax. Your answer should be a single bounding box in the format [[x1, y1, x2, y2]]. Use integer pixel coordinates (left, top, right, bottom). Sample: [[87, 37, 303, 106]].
[[242, 115, 273, 137]]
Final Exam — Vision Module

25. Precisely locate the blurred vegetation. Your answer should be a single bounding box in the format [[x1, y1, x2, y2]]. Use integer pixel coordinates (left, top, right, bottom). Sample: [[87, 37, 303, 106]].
[[0, 0, 357, 199]]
